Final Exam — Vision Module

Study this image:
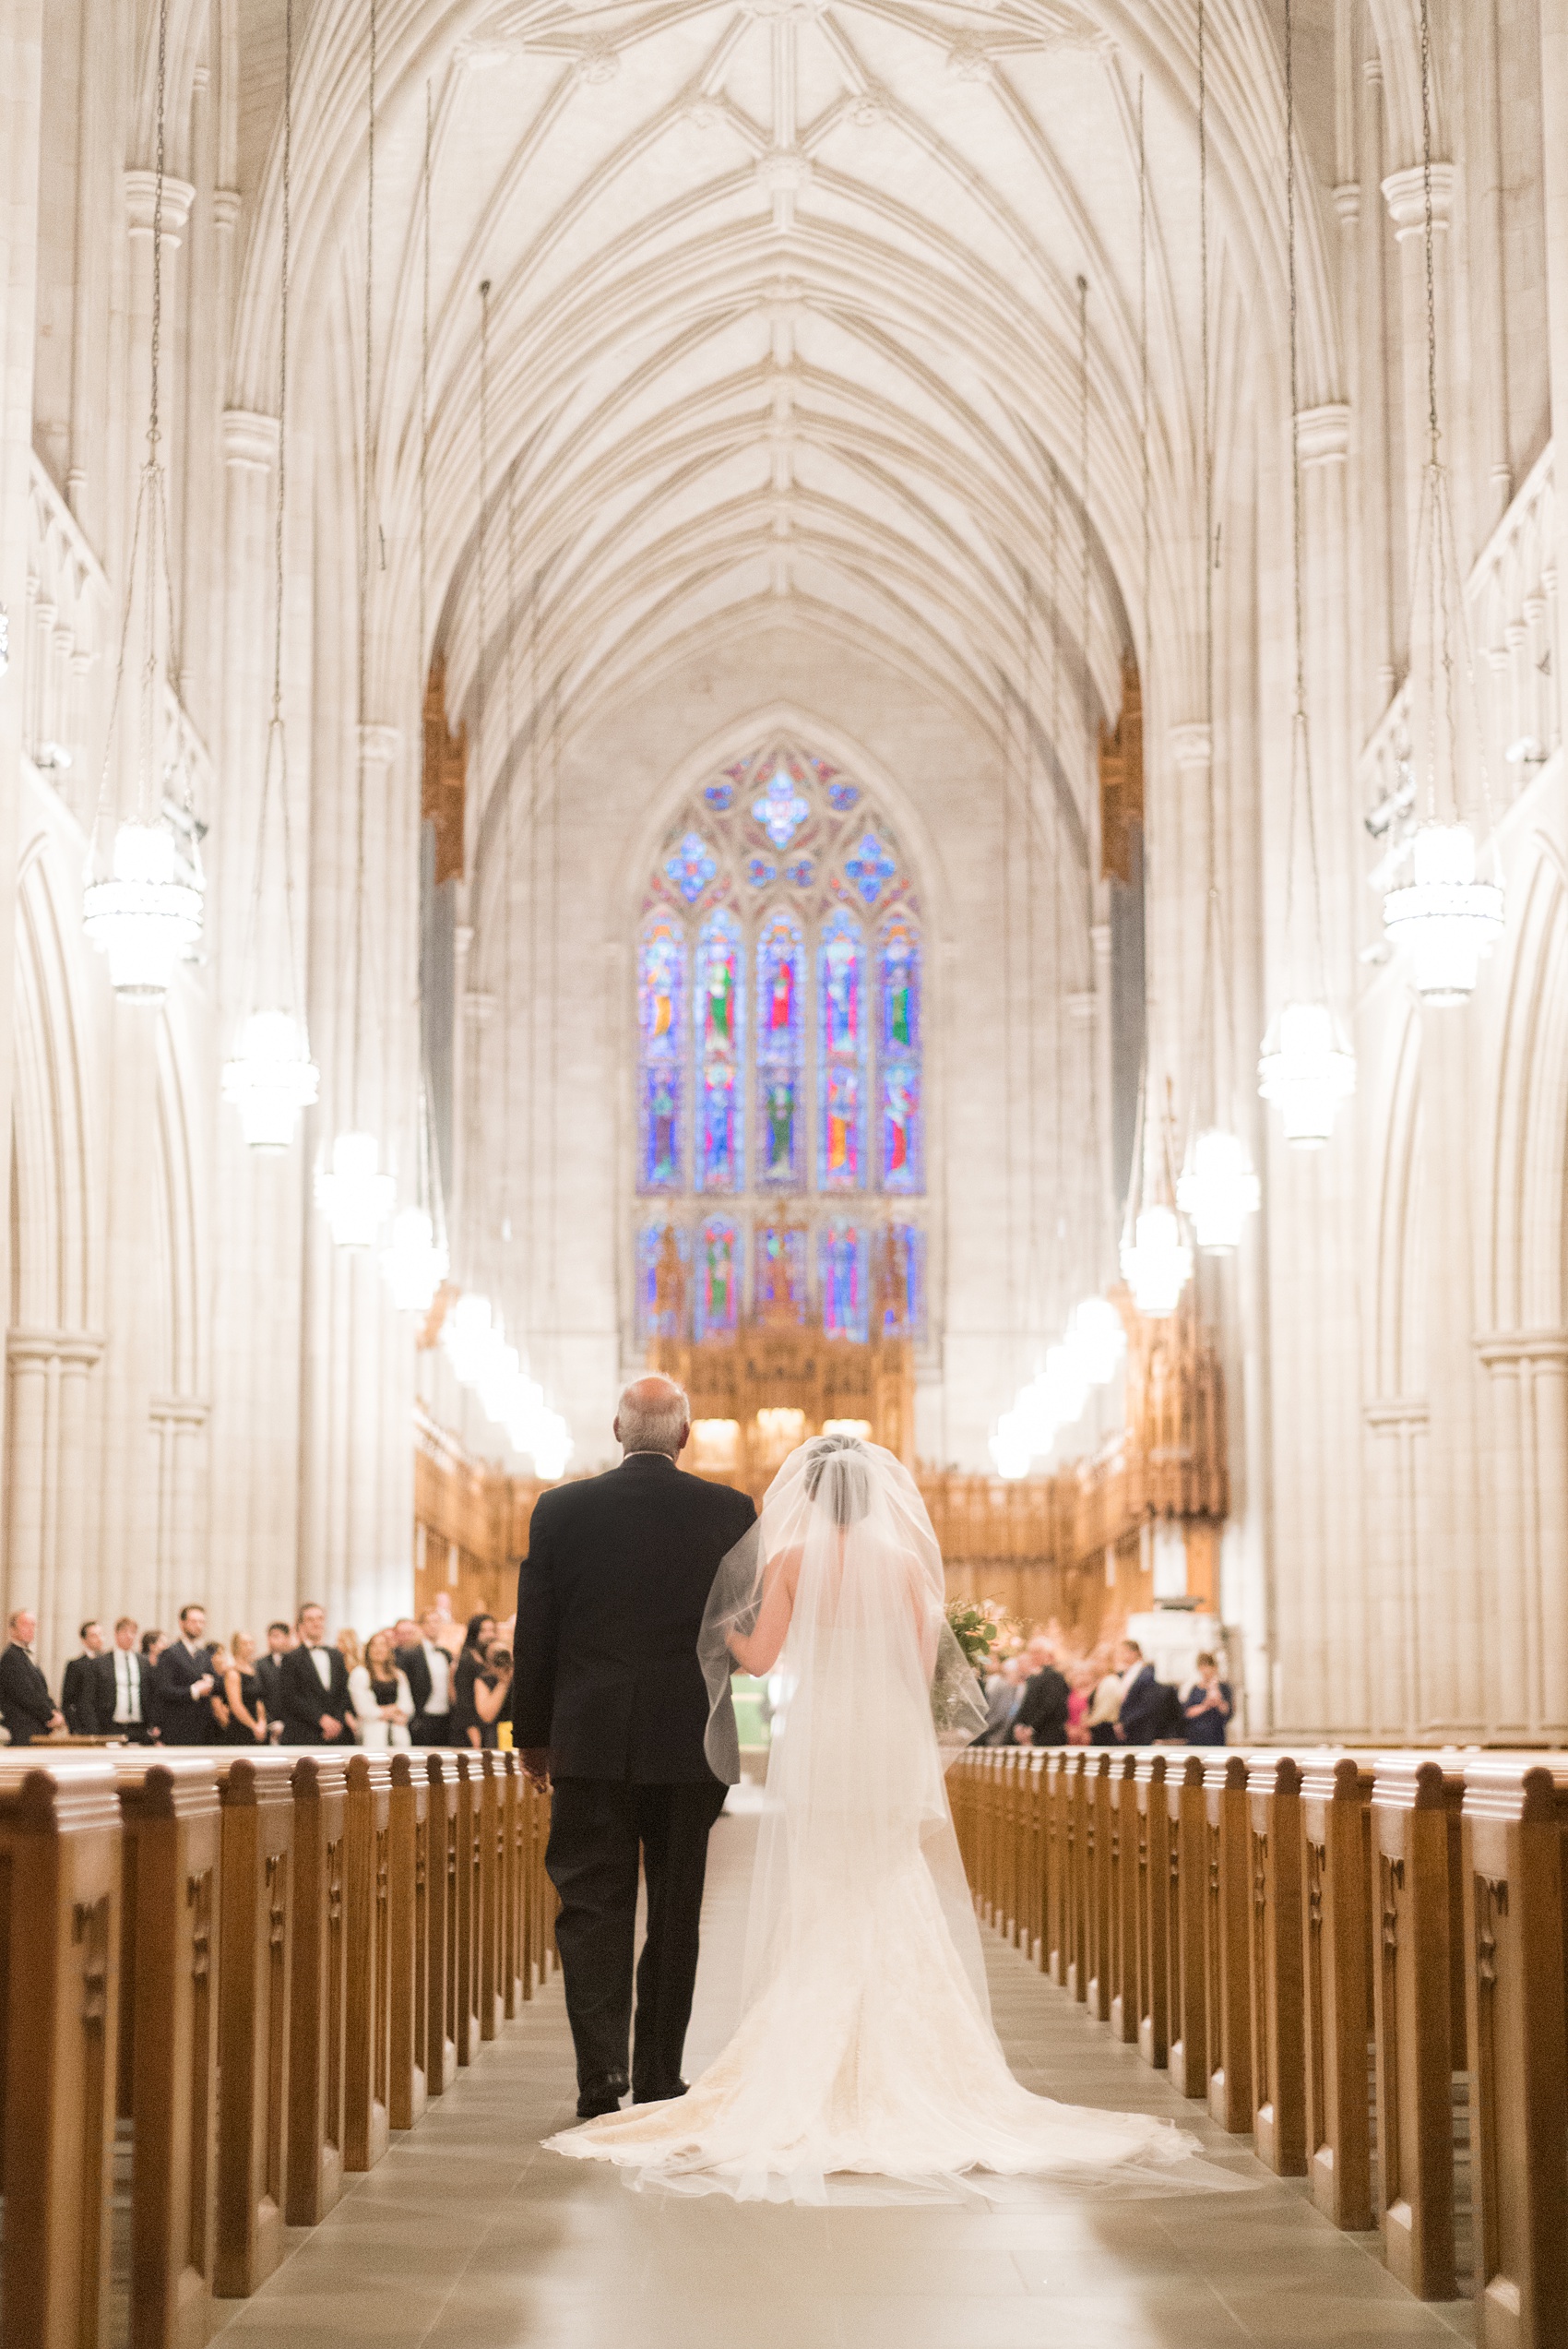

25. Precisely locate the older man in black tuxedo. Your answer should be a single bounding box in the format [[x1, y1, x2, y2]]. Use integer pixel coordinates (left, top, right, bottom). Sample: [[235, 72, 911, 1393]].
[[515, 1375, 755, 2119], [0, 1609, 62, 1745]]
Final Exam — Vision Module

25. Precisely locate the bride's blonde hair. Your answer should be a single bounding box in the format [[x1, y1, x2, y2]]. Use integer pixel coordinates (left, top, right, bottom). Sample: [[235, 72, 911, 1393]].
[[802, 1433, 872, 1526]]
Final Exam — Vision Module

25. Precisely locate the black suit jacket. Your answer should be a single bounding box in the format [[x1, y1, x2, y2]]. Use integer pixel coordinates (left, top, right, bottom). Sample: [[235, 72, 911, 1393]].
[[1116, 1663, 1168, 1746], [154, 1640, 218, 1743], [1016, 1664, 1070, 1747], [514, 1453, 756, 1782], [396, 1643, 433, 1714], [0, 1642, 55, 1745], [255, 1653, 287, 1723], [61, 1653, 100, 1735], [279, 1644, 351, 1745], [89, 1648, 153, 1735]]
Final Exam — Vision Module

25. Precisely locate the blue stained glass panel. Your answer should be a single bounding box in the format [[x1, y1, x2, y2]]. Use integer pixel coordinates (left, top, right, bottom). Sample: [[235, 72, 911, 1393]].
[[695, 908, 744, 1192], [818, 909, 865, 1191], [637, 917, 685, 1192], [665, 829, 719, 904], [703, 782, 734, 811], [752, 766, 811, 850], [754, 1223, 807, 1323], [819, 1222, 870, 1341], [879, 915, 922, 1193], [784, 857, 814, 888], [695, 1216, 740, 1341], [827, 781, 860, 813], [746, 857, 777, 889], [844, 829, 897, 906], [755, 910, 803, 1188], [637, 1222, 691, 1338]]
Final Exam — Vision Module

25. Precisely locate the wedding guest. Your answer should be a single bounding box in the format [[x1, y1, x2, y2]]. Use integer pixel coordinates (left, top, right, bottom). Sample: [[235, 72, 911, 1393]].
[[0, 1609, 63, 1745], [1183, 1652, 1234, 1747], [206, 1643, 235, 1738], [92, 1616, 154, 1742], [1014, 1640, 1070, 1747], [1114, 1639, 1171, 1745], [61, 1620, 106, 1734], [140, 1628, 168, 1667], [154, 1604, 218, 1745], [278, 1604, 351, 1745], [350, 1628, 414, 1749], [398, 1609, 455, 1744], [452, 1615, 498, 1749], [470, 1638, 514, 1750], [428, 1593, 467, 1660], [1065, 1663, 1091, 1745], [222, 1632, 270, 1745], [255, 1621, 292, 1723], [978, 1654, 1028, 1745], [1086, 1649, 1123, 1746], [336, 1627, 363, 1681]]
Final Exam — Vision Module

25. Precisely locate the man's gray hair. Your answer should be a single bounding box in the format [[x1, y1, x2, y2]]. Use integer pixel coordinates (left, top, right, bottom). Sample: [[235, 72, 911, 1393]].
[[615, 1375, 690, 1458]]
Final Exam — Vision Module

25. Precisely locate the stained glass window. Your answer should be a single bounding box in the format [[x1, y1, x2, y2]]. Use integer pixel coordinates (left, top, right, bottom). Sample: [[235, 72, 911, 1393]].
[[818, 909, 865, 1191], [666, 829, 718, 904], [874, 1222, 925, 1340], [695, 1216, 740, 1340], [756, 910, 803, 1188], [638, 916, 685, 1192], [878, 913, 921, 1193], [752, 765, 810, 849], [826, 780, 860, 813], [843, 829, 897, 907], [637, 1221, 691, 1338], [819, 1222, 869, 1341], [754, 1223, 807, 1323], [695, 908, 743, 1192]]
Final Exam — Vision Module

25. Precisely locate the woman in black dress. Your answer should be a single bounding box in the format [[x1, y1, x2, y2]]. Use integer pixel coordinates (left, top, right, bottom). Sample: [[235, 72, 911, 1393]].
[[452, 1614, 496, 1749], [222, 1631, 270, 1744]]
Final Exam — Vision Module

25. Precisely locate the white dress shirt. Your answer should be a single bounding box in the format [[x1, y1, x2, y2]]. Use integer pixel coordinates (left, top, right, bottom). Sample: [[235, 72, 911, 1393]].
[[422, 1640, 451, 1715], [113, 1648, 142, 1724], [309, 1645, 332, 1689]]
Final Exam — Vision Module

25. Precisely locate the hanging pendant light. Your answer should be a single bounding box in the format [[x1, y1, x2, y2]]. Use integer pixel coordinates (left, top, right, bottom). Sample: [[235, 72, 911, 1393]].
[[314, 1129, 395, 1247], [83, 0, 205, 1005], [1121, 1203, 1193, 1318], [1177, 1126, 1262, 1252], [381, 1206, 445, 1313], [1259, 0, 1355, 1145], [1067, 1294, 1124, 1386], [989, 1410, 1033, 1482], [1382, 821, 1503, 1004], [442, 1292, 494, 1386], [227, 0, 317, 1148]]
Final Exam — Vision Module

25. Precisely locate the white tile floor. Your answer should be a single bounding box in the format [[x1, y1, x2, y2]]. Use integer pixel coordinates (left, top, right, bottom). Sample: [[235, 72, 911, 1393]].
[[216, 1803, 1478, 2349]]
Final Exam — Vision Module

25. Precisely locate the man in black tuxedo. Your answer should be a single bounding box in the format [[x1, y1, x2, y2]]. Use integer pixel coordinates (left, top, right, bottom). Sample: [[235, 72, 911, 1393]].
[[154, 1604, 218, 1743], [278, 1604, 351, 1745], [255, 1622, 292, 1726], [61, 1620, 106, 1734], [397, 1609, 454, 1745], [0, 1609, 62, 1745], [1114, 1638, 1171, 1746], [1014, 1642, 1071, 1747], [90, 1616, 156, 1742], [515, 1375, 755, 2118]]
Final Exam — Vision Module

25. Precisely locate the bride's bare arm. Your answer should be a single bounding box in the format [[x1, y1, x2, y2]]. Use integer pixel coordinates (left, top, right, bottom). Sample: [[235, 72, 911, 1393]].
[[728, 1547, 800, 1676]]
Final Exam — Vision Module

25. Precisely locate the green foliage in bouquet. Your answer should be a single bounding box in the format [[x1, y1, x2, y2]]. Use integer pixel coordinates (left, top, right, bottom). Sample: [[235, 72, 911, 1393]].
[[944, 1597, 1010, 1673]]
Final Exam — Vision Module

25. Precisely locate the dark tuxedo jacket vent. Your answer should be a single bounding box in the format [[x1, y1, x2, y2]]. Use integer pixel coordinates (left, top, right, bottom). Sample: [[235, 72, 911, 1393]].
[[513, 1452, 756, 1782], [278, 1644, 351, 1744], [0, 1642, 54, 1745], [89, 1648, 153, 1734]]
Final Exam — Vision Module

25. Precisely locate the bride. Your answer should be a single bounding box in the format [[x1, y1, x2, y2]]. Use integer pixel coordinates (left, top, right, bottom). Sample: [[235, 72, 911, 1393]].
[[545, 1432, 1228, 2204]]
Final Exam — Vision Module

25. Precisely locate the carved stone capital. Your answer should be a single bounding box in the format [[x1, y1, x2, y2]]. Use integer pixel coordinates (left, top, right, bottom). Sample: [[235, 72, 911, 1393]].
[[125, 170, 195, 240], [1381, 163, 1454, 241], [1169, 721, 1212, 770], [221, 408, 279, 472], [1296, 402, 1351, 467]]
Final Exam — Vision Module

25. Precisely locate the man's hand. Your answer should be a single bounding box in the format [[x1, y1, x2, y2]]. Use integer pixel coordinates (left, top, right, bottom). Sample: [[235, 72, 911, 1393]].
[[1012, 1724, 1034, 1746], [521, 1746, 552, 1790], [47, 1709, 65, 1733], [321, 1715, 343, 1739], [192, 1675, 214, 1699]]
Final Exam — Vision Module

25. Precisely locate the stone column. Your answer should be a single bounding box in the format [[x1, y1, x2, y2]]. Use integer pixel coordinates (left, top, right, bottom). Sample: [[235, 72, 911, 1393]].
[[1537, 0, 1568, 680]]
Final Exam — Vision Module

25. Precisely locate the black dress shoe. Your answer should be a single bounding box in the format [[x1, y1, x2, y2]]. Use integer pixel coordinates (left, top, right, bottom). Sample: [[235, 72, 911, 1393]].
[[632, 2079, 688, 2105], [576, 2074, 628, 2119]]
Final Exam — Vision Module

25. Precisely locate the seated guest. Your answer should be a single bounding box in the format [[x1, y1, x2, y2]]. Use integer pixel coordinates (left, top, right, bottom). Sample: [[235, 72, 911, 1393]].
[[279, 1603, 351, 1745], [1014, 1644, 1070, 1747], [398, 1608, 455, 1744], [451, 1614, 497, 1750], [92, 1616, 154, 1742], [0, 1609, 63, 1745], [1183, 1652, 1234, 1747], [154, 1604, 218, 1745], [255, 1621, 292, 1724], [222, 1633, 270, 1745], [61, 1620, 105, 1734], [350, 1628, 414, 1750]]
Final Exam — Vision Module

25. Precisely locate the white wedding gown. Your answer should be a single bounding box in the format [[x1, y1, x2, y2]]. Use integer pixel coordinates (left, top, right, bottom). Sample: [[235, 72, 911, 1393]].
[[545, 1438, 1229, 2205]]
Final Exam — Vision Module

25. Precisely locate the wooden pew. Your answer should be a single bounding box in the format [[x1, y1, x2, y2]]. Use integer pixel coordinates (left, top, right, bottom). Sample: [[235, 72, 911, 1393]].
[[1164, 1751, 1208, 2098], [1107, 1750, 1140, 2045], [498, 1751, 523, 2018], [1372, 1754, 1466, 2301], [1062, 1750, 1088, 2003], [422, 1752, 458, 2090], [1463, 1758, 1568, 2349], [0, 1756, 122, 2349], [1043, 1751, 1070, 1987], [479, 1751, 502, 2041], [343, 1753, 392, 2174], [211, 1751, 295, 2299], [1300, 1753, 1375, 2231], [285, 1752, 350, 2226], [1203, 1750, 1253, 2133], [1246, 1753, 1307, 2176], [1134, 1750, 1170, 2069], [453, 1751, 481, 2064], [111, 1755, 222, 2349], [387, 1752, 428, 2132], [1083, 1751, 1113, 2021], [1023, 1750, 1047, 1970]]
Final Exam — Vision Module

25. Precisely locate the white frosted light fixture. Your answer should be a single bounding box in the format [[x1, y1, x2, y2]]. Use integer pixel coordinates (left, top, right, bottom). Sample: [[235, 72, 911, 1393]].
[[1120, 1203, 1193, 1319], [1176, 1127, 1261, 1254], [1014, 1377, 1056, 1460], [1382, 821, 1503, 1006], [222, 1009, 319, 1151], [442, 1293, 493, 1387], [1068, 1295, 1124, 1387], [530, 1410, 574, 1482], [1042, 1341, 1087, 1430], [314, 1129, 395, 1248], [1258, 1001, 1356, 1149], [380, 1205, 446, 1314], [83, 819, 203, 1003], [989, 1410, 1033, 1481]]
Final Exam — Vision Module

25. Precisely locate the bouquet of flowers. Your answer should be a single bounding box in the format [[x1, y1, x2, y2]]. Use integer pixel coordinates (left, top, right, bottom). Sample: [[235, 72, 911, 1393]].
[[932, 1597, 1014, 1740], [944, 1596, 1012, 1675]]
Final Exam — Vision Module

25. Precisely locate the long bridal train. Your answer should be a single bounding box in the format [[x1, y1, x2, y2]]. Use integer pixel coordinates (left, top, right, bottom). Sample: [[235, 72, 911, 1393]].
[[546, 1436, 1241, 2205]]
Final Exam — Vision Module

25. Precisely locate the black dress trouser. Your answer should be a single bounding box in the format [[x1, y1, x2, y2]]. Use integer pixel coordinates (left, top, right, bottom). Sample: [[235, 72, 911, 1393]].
[[546, 1775, 728, 2098]]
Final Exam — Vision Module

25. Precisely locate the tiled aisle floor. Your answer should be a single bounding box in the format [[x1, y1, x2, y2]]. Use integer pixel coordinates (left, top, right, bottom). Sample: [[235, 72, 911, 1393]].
[[216, 1801, 1477, 2349]]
